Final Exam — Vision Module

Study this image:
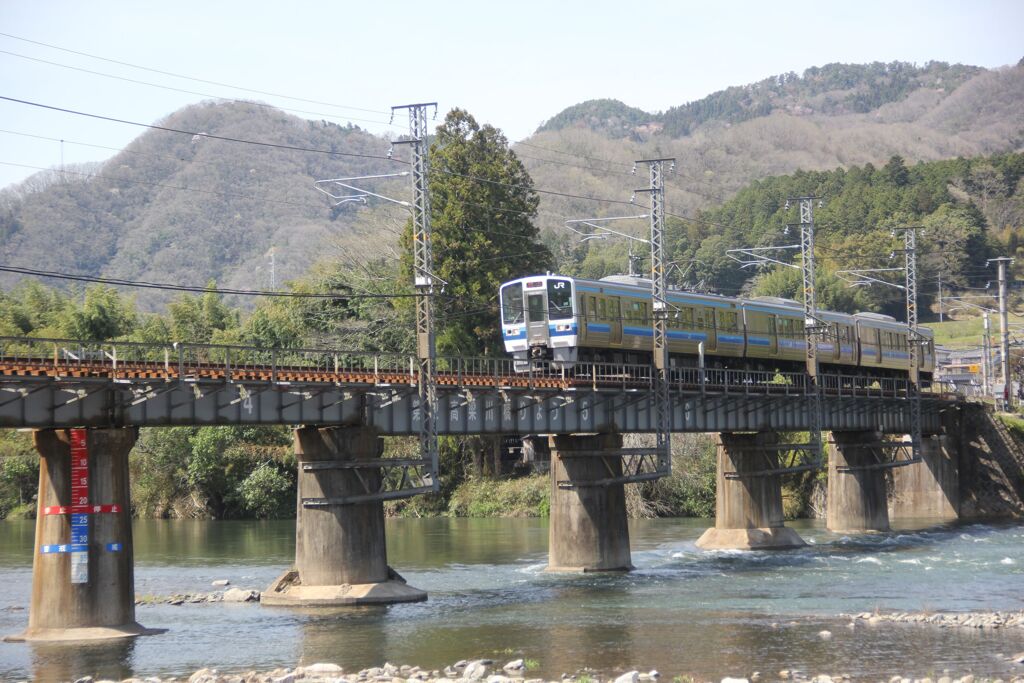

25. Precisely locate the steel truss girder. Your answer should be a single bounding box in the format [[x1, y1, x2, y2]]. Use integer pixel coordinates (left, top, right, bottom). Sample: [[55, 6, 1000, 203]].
[[832, 440, 921, 473], [555, 449, 666, 489]]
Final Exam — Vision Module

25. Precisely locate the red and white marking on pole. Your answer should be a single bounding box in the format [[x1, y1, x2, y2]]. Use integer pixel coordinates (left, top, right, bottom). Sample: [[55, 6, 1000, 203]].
[[39, 429, 123, 584], [69, 429, 89, 584]]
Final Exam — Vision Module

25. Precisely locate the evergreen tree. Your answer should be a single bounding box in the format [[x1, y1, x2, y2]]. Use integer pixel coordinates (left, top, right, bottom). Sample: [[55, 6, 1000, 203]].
[[401, 109, 552, 355]]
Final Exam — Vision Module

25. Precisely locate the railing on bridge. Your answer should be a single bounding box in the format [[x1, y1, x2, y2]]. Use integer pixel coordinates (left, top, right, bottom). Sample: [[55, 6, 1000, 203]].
[[0, 336, 935, 400]]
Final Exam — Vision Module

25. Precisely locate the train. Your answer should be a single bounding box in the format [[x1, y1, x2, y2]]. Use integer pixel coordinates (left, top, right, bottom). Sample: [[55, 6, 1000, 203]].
[[499, 273, 935, 380]]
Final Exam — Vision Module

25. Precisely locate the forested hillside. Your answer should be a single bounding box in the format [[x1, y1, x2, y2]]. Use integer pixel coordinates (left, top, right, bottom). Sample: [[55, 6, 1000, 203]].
[[0, 101, 401, 309], [522, 61, 1024, 239], [0, 60, 1021, 313]]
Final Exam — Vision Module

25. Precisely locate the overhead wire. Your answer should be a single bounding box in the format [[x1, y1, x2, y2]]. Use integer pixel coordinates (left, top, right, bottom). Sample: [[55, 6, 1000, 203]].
[[0, 31, 389, 115], [0, 265, 427, 299], [0, 49, 397, 127], [0, 96, 404, 163]]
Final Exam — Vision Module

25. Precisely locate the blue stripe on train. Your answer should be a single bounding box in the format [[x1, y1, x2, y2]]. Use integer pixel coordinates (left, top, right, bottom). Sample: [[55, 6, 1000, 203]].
[[623, 326, 653, 337], [747, 337, 771, 346], [587, 323, 611, 333], [718, 334, 743, 344]]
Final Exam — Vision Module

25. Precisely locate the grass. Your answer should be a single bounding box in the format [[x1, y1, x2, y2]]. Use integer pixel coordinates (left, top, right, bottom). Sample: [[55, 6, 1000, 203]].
[[928, 312, 1024, 349], [446, 475, 550, 517], [998, 413, 1024, 441]]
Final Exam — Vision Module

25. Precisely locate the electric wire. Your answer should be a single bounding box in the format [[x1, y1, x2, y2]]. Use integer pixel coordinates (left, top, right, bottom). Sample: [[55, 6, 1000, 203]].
[[0, 31, 389, 115], [0, 265, 426, 300], [0, 49, 397, 127], [0, 96, 403, 163]]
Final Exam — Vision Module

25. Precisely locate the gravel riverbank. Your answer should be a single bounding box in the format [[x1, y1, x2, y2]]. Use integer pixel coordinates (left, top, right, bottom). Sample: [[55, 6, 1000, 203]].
[[43, 659, 1024, 683], [844, 610, 1024, 630]]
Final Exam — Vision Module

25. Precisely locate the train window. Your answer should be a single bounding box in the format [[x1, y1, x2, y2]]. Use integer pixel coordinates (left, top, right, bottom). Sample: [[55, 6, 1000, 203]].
[[547, 279, 573, 320], [680, 307, 694, 327], [598, 298, 608, 320], [501, 283, 523, 324], [767, 317, 776, 334], [613, 298, 622, 323], [724, 311, 739, 331], [589, 296, 598, 319], [527, 293, 545, 322]]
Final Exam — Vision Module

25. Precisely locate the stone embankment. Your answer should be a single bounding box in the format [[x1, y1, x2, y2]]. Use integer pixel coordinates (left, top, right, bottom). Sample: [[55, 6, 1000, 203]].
[[845, 610, 1024, 630], [49, 659, 1024, 683]]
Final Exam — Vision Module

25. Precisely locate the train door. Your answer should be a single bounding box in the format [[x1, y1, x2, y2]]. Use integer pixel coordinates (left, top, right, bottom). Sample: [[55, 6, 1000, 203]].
[[526, 290, 547, 345], [610, 298, 623, 345]]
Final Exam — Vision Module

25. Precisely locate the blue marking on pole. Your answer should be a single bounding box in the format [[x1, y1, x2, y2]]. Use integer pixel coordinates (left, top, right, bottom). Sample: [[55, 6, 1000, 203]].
[[106, 543, 122, 552], [41, 544, 88, 553]]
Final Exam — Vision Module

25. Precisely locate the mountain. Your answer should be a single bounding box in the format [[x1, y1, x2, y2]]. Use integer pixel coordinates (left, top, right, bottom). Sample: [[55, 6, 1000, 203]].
[[0, 101, 403, 309], [520, 60, 1024, 238], [1, 60, 1022, 310]]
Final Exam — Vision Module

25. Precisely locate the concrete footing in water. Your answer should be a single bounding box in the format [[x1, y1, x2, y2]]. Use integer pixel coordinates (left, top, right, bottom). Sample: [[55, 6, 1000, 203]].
[[546, 433, 633, 572], [827, 430, 891, 533], [261, 426, 425, 607], [891, 434, 960, 521], [5, 428, 154, 643], [696, 432, 805, 551]]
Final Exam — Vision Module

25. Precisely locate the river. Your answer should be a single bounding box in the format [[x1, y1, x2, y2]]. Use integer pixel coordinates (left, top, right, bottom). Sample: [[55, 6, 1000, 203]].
[[2, 517, 1024, 682]]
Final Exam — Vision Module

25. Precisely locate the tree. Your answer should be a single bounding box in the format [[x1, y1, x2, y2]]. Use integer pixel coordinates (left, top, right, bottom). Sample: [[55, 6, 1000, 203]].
[[65, 285, 137, 340], [401, 109, 553, 355]]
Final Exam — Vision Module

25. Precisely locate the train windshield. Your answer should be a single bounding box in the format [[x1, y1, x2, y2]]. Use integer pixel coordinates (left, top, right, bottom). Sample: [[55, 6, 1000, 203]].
[[501, 283, 524, 324], [547, 279, 573, 320]]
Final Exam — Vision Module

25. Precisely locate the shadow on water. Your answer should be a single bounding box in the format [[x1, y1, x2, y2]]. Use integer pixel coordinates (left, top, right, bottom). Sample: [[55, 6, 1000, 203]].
[[29, 638, 135, 683]]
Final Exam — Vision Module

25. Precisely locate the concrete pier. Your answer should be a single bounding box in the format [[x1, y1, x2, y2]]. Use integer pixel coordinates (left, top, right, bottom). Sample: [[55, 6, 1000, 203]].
[[6, 428, 148, 642], [546, 433, 633, 572], [696, 432, 805, 550], [827, 431, 890, 533], [263, 426, 425, 606], [891, 434, 960, 521]]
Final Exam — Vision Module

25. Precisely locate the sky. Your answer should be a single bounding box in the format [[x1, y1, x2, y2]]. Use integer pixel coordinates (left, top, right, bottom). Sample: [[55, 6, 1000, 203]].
[[0, 0, 1022, 189]]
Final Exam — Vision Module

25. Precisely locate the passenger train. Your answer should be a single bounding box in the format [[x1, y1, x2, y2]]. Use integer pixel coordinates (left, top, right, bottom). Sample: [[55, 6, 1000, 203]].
[[499, 274, 935, 380]]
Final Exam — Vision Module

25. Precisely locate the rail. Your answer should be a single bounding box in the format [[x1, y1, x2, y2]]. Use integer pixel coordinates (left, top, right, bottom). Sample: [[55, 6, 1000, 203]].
[[0, 336, 938, 399]]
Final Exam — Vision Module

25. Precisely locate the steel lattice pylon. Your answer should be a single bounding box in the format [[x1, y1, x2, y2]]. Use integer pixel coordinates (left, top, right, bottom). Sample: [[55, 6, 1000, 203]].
[[393, 102, 439, 491], [901, 227, 922, 460], [644, 159, 672, 472], [796, 197, 824, 463]]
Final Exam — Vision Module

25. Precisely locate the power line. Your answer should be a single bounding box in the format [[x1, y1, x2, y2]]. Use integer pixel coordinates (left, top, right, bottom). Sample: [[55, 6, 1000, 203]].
[[0, 49, 397, 128], [0, 265, 427, 299], [0, 161, 324, 211], [0, 31, 389, 116], [0, 96, 403, 163]]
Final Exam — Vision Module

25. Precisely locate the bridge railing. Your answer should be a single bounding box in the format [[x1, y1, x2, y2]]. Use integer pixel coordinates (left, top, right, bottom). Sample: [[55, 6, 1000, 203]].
[[0, 336, 940, 398]]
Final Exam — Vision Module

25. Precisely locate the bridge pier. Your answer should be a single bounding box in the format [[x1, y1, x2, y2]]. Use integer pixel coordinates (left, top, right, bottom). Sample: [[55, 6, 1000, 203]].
[[827, 431, 890, 533], [891, 434, 960, 521], [546, 433, 633, 572], [5, 428, 149, 643], [262, 426, 426, 606], [696, 432, 805, 550]]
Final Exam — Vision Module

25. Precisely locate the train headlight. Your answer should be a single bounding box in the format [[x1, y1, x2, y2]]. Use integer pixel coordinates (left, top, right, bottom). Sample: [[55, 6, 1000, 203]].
[[555, 324, 573, 332]]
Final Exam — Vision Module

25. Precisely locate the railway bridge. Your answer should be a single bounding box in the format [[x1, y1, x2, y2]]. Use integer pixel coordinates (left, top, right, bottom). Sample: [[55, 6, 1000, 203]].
[[0, 336, 962, 643]]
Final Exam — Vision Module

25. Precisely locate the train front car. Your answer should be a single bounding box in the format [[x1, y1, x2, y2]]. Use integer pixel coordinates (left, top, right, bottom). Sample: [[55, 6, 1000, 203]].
[[499, 275, 578, 371]]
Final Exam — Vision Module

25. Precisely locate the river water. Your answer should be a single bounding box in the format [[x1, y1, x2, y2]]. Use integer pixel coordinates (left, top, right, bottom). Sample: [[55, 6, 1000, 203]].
[[2, 517, 1024, 682]]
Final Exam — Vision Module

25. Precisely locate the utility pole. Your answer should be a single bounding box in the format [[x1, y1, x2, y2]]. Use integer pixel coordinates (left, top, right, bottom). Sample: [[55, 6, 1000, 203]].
[[989, 257, 1015, 409], [393, 102, 439, 486], [636, 158, 675, 471], [982, 311, 992, 397], [936, 239, 946, 323], [789, 196, 824, 462]]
